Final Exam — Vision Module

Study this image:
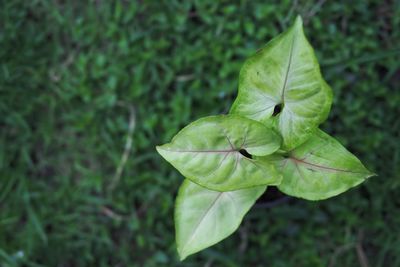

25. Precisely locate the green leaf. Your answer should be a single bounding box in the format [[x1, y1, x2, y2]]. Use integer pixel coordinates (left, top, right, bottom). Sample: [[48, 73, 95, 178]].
[[156, 114, 282, 191], [260, 130, 375, 200], [230, 16, 332, 150], [175, 179, 266, 260]]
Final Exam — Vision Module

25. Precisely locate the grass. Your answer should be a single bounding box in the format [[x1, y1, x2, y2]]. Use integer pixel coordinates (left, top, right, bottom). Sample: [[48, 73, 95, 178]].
[[0, 0, 399, 266]]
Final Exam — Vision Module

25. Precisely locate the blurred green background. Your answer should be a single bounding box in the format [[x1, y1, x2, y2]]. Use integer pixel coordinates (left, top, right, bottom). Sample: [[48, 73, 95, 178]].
[[1, 0, 399, 266]]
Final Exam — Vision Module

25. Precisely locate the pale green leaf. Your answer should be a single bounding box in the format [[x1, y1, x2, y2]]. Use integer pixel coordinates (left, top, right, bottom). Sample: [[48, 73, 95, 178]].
[[260, 130, 375, 200], [175, 179, 266, 260], [230, 16, 332, 150], [156, 114, 282, 191]]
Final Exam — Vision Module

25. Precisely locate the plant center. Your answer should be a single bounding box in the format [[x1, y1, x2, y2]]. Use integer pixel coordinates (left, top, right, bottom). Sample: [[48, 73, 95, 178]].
[[272, 103, 283, 116], [239, 149, 253, 159]]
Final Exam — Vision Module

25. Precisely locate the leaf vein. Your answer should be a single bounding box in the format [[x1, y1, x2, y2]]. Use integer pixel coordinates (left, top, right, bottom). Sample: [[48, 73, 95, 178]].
[[290, 157, 368, 174], [183, 192, 223, 249], [281, 31, 296, 101]]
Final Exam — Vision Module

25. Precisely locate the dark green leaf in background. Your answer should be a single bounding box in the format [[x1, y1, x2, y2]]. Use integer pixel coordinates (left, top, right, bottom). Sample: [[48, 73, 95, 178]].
[[1, 1, 398, 266]]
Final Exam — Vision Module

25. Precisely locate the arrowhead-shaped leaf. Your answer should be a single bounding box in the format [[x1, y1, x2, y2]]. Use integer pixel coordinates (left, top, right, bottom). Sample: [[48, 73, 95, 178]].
[[230, 16, 333, 150], [260, 130, 375, 200], [156, 114, 282, 191], [175, 179, 266, 260]]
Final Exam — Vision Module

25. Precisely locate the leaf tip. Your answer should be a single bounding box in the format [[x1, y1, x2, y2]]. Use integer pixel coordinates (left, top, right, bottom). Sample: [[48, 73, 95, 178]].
[[295, 15, 303, 26], [179, 255, 187, 261], [177, 248, 188, 261], [155, 144, 168, 157], [155, 145, 162, 153]]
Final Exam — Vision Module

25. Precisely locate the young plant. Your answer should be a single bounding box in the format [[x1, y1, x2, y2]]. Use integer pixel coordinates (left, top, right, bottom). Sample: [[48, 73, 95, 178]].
[[156, 16, 375, 260]]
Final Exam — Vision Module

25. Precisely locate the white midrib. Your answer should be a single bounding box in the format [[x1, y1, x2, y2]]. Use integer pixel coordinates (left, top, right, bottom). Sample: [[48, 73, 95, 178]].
[[280, 32, 296, 102], [182, 192, 223, 254]]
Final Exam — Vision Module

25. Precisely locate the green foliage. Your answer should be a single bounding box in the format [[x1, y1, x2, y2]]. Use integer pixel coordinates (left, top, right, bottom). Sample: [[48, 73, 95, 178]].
[[158, 16, 374, 259], [1, 1, 399, 266], [231, 17, 332, 150], [272, 129, 374, 200], [157, 115, 281, 191], [175, 180, 266, 260]]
